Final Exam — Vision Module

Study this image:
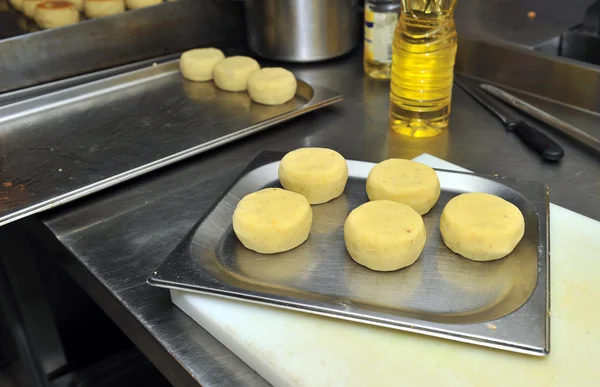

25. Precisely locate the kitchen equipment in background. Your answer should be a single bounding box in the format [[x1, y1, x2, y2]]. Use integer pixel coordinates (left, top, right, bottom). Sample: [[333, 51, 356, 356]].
[[242, 0, 361, 62], [390, 0, 458, 137], [481, 84, 600, 157], [455, 76, 564, 161], [535, 0, 600, 67], [363, 0, 400, 79], [148, 151, 550, 357]]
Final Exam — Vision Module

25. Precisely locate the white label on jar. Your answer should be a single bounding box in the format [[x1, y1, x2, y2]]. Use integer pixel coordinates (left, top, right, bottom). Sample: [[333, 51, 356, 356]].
[[372, 11, 398, 63]]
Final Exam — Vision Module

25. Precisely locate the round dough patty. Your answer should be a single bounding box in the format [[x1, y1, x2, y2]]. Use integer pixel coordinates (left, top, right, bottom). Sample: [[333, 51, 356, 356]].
[[344, 200, 426, 272], [366, 158, 440, 215], [232, 188, 312, 254], [35, 1, 79, 29], [213, 56, 260, 92], [179, 48, 225, 82], [440, 192, 525, 261], [278, 147, 348, 205], [84, 0, 125, 18], [125, 0, 161, 8], [247, 68, 297, 105]]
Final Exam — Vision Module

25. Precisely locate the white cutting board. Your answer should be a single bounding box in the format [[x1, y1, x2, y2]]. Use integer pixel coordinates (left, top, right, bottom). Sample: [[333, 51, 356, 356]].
[[171, 154, 600, 387]]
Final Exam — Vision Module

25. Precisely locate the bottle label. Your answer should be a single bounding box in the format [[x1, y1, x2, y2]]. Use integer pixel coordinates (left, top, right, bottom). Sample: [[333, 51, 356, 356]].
[[364, 6, 398, 64]]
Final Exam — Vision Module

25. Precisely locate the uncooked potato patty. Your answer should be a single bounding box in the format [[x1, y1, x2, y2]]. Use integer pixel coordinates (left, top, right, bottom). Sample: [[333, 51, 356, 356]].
[[232, 188, 312, 254], [247, 67, 297, 105], [84, 0, 125, 18], [34, 1, 79, 29], [278, 147, 348, 205], [366, 158, 440, 215], [22, 0, 45, 18], [213, 56, 260, 92], [179, 48, 225, 82], [440, 192, 525, 261], [344, 200, 426, 271]]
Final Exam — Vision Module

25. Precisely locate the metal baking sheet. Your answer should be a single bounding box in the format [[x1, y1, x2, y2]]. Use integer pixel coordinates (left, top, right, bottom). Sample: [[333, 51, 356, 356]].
[[148, 151, 550, 356], [0, 62, 341, 227]]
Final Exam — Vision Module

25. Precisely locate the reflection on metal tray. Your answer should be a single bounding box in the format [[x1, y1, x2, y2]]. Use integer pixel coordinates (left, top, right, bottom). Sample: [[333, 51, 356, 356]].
[[147, 151, 550, 356], [0, 63, 342, 227]]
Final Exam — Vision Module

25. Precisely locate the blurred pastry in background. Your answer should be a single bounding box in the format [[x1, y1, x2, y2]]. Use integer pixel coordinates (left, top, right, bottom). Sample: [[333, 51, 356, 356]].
[[35, 1, 79, 29], [84, 0, 125, 18], [23, 0, 46, 18], [125, 0, 162, 9], [9, 0, 24, 11], [65, 0, 83, 10]]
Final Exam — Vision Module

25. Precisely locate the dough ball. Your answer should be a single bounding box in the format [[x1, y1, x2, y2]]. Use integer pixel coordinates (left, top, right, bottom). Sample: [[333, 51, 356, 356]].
[[232, 188, 312, 254], [179, 48, 225, 82], [9, 0, 23, 11], [440, 192, 525, 261], [344, 200, 426, 272], [278, 147, 348, 205], [84, 0, 125, 18], [22, 0, 45, 18], [213, 56, 260, 92], [34, 1, 79, 29], [247, 67, 297, 105], [125, 0, 161, 8], [366, 158, 440, 215]]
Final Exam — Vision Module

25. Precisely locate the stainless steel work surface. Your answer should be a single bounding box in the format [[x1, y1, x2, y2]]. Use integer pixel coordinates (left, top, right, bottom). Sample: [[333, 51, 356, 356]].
[[0, 60, 341, 227], [148, 151, 549, 356], [37, 35, 600, 387]]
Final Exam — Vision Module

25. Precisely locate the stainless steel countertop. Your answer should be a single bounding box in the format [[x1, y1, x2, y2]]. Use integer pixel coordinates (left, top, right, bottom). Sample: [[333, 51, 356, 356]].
[[32, 1, 600, 386], [39, 49, 600, 387]]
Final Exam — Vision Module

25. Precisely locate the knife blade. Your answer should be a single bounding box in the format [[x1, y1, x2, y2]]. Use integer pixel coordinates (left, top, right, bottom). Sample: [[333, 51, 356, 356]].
[[454, 76, 564, 161], [480, 83, 600, 157]]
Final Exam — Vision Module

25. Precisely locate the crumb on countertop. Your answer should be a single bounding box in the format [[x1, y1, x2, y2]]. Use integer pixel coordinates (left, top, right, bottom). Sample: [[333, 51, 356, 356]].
[[486, 323, 497, 331], [528, 11, 536, 20]]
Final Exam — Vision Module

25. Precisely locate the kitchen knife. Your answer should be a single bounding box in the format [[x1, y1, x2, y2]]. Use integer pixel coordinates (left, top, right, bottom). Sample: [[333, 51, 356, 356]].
[[455, 77, 564, 161], [481, 83, 600, 157]]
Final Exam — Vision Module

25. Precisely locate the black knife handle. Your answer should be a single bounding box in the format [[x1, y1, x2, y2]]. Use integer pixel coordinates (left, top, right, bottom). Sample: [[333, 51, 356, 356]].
[[508, 121, 565, 161]]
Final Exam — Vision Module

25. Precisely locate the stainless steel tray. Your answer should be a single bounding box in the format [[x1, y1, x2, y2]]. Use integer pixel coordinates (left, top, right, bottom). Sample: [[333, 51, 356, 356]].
[[148, 151, 550, 356], [0, 62, 341, 227]]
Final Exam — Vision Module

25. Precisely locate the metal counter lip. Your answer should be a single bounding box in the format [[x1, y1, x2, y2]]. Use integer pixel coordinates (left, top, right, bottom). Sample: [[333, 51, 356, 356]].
[[148, 151, 550, 357]]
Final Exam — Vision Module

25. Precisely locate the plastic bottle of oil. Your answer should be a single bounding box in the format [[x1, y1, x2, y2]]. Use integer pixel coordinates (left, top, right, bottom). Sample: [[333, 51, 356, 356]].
[[389, 0, 458, 137], [364, 0, 401, 80]]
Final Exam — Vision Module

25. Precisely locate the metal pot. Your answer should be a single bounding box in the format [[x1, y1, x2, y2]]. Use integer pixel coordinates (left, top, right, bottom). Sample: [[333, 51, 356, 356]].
[[242, 0, 361, 62]]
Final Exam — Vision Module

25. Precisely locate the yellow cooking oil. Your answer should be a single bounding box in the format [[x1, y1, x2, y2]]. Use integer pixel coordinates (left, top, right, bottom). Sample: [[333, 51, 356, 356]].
[[390, 0, 458, 137]]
